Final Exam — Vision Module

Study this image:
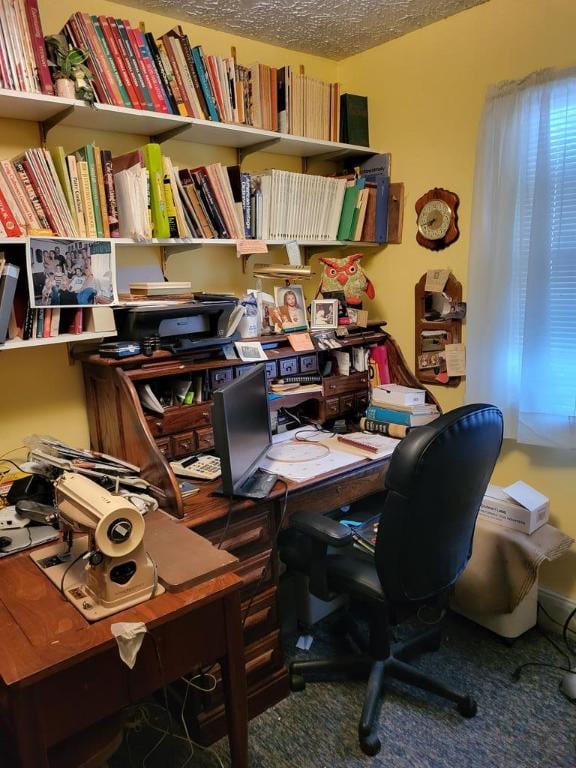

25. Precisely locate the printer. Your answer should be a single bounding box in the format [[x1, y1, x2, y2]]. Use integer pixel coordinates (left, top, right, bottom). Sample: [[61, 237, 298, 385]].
[[116, 297, 244, 354]]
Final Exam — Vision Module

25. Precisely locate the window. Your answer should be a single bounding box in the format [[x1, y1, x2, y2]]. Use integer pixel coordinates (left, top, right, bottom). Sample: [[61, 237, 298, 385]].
[[466, 69, 576, 449]]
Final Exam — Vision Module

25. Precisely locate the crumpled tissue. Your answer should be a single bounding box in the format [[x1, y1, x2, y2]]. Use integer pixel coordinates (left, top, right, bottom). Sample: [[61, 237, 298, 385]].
[[111, 622, 147, 669]]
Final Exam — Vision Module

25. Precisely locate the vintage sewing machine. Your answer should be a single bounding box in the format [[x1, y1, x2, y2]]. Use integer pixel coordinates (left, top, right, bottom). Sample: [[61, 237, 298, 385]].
[[30, 472, 163, 621]]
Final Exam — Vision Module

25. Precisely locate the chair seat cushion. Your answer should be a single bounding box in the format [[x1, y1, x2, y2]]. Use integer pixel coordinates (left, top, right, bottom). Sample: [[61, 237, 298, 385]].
[[326, 554, 385, 603]]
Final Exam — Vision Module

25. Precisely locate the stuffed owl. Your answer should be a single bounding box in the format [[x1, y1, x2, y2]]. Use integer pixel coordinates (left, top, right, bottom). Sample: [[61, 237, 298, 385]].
[[318, 253, 375, 306]]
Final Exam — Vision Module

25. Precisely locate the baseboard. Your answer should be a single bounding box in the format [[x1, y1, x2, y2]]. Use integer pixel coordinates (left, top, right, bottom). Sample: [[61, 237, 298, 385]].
[[538, 586, 576, 636]]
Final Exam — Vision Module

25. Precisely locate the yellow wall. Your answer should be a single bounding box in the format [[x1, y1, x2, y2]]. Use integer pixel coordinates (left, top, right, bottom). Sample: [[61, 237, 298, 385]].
[[1, 0, 574, 598], [340, 0, 576, 598]]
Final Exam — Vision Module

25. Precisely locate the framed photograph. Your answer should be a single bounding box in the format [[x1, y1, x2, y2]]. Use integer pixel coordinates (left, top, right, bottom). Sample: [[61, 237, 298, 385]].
[[273, 285, 308, 331], [234, 341, 268, 362], [321, 289, 350, 325], [311, 299, 338, 330], [28, 238, 117, 308]]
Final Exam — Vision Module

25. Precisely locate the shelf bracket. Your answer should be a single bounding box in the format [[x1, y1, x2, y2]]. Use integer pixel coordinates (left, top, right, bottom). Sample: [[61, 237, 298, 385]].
[[39, 106, 76, 144], [152, 123, 191, 144], [238, 138, 281, 163], [160, 243, 203, 275], [310, 148, 354, 163]]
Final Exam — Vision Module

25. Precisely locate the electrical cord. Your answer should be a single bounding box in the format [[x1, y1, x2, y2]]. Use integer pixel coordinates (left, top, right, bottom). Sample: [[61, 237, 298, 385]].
[[538, 600, 576, 641], [512, 661, 571, 681], [562, 605, 576, 656], [241, 478, 289, 630], [59, 550, 88, 596]]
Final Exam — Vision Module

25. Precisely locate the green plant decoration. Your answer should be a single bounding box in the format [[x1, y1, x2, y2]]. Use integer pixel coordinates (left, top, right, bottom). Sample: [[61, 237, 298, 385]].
[[45, 34, 96, 105]]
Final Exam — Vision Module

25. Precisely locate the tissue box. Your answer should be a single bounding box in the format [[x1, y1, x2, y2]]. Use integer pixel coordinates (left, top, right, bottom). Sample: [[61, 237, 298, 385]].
[[479, 481, 549, 534]]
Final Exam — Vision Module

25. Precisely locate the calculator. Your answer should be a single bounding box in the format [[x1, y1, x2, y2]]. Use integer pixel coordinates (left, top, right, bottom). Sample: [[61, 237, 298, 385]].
[[170, 454, 222, 481]]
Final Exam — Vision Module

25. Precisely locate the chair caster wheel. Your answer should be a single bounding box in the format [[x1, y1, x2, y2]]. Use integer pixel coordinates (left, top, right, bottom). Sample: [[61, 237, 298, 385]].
[[457, 696, 477, 718], [289, 673, 306, 692], [359, 733, 381, 756]]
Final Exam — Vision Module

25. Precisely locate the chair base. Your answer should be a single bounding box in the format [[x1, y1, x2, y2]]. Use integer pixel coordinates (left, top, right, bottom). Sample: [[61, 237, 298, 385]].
[[289, 624, 477, 756]]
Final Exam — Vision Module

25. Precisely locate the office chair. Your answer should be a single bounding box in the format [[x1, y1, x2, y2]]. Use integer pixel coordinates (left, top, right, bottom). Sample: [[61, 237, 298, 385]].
[[279, 404, 503, 756]]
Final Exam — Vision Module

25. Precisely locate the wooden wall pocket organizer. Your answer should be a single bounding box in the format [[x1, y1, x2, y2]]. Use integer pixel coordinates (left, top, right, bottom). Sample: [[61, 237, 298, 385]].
[[415, 272, 463, 386]]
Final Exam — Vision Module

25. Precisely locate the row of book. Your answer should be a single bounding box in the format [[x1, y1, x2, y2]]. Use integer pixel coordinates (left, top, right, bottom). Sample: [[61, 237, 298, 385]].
[[0, 141, 390, 242], [0, 0, 52, 96], [360, 384, 440, 438], [57, 14, 362, 143]]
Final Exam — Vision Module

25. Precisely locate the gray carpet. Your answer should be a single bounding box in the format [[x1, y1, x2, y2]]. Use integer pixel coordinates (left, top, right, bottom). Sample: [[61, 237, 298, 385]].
[[110, 610, 576, 768]]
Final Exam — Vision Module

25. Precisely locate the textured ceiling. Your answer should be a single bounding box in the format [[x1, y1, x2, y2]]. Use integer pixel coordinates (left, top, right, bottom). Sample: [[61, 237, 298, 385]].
[[119, 0, 489, 60]]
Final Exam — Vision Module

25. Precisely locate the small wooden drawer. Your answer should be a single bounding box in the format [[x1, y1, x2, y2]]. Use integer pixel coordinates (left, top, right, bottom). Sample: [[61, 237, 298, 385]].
[[356, 391, 370, 411], [156, 437, 171, 458], [340, 393, 355, 413], [236, 549, 274, 602], [265, 361, 278, 380], [172, 431, 197, 457], [201, 631, 283, 710], [242, 588, 278, 646], [323, 372, 370, 396], [196, 427, 214, 451], [150, 403, 212, 436], [210, 368, 233, 391], [279, 357, 298, 377], [299, 354, 318, 373], [198, 511, 273, 561], [324, 396, 340, 417], [235, 364, 256, 378]]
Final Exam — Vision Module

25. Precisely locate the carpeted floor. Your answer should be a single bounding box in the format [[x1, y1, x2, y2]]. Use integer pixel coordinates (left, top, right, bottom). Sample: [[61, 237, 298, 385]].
[[109, 607, 575, 768]]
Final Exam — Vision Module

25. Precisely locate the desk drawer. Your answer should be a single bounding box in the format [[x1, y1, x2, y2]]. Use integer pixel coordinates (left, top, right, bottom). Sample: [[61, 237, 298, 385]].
[[172, 431, 197, 457], [148, 403, 212, 437], [242, 588, 278, 646], [196, 427, 214, 451], [323, 372, 369, 396], [210, 368, 233, 391], [198, 511, 273, 561], [236, 549, 274, 602], [200, 630, 283, 711]]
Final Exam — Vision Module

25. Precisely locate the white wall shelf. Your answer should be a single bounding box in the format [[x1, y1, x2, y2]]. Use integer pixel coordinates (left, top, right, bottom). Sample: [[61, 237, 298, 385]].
[[0, 88, 376, 159], [1, 236, 382, 248], [0, 330, 116, 352]]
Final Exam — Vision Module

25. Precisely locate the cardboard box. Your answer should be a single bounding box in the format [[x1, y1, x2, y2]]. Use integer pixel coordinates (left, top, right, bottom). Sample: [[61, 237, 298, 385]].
[[479, 481, 549, 534]]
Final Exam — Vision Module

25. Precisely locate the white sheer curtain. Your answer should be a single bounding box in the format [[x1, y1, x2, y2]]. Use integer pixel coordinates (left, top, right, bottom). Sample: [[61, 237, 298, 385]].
[[466, 68, 576, 449]]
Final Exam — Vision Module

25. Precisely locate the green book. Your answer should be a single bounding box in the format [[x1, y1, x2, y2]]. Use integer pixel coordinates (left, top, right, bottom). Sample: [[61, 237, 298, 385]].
[[143, 143, 170, 239], [50, 146, 77, 233], [75, 144, 103, 238], [91, 16, 132, 109], [337, 183, 360, 240], [340, 94, 369, 147]]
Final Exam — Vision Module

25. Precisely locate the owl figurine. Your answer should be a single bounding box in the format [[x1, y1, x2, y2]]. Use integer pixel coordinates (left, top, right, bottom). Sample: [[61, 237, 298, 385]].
[[318, 253, 375, 306]]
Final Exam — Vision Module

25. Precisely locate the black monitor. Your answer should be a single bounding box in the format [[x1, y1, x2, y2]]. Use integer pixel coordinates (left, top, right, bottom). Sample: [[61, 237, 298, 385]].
[[212, 364, 272, 496]]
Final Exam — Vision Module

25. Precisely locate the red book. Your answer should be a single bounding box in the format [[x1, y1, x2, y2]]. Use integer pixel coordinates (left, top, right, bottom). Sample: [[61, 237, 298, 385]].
[[68, 308, 83, 334], [98, 16, 140, 109], [206, 56, 226, 121], [0, 188, 22, 237], [106, 16, 148, 109], [66, 16, 108, 104], [78, 13, 123, 106], [43, 308, 52, 338], [23, 0, 54, 95], [134, 28, 170, 114], [22, 159, 59, 235], [125, 23, 165, 113]]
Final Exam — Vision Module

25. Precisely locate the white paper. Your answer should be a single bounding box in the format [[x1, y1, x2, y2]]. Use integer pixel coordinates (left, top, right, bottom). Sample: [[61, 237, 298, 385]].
[[444, 343, 466, 376], [425, 269, 450, 293], [285, 240, 302, 265], [503, 481, 548, 512], [260, 446, 362, 482]]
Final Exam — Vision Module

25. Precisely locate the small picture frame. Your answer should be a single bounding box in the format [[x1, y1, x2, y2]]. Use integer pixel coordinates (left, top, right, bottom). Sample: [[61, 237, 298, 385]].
[[311, 299, 338, 330], [273, 285, 308, 331]]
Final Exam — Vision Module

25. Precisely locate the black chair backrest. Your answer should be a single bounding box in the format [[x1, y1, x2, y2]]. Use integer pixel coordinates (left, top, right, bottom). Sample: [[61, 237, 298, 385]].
[[374, 404, 503, 605]]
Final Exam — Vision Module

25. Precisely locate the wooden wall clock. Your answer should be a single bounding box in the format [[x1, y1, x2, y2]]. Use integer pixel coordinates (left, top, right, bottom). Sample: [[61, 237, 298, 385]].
[[415, 188, 459, 251]]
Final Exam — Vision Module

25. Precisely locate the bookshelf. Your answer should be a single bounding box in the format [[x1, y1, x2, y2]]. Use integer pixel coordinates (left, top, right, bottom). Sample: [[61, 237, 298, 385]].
[[0, 329, 115, 351], [0, 88, 377, 160]]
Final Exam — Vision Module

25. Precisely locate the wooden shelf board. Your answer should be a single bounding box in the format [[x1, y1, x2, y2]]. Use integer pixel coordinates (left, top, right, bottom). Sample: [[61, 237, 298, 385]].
[[0, 330, 116, 351]]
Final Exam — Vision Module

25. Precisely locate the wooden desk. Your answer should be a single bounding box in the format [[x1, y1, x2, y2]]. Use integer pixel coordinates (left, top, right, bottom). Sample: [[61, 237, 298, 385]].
[[176, 452, 391, 744], [0, 555, 248, 768]]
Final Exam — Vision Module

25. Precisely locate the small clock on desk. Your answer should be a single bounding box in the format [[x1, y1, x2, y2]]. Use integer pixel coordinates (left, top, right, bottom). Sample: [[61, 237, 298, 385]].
[[415, 188, 460, 251]]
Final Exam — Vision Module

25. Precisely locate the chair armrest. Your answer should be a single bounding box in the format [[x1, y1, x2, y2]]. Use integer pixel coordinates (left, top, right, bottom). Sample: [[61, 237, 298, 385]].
[[289, 512, 354, 547]]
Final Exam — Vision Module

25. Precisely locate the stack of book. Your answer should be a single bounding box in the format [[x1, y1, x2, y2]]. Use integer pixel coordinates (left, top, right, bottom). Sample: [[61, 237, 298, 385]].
[[56, 16, 351, 142], [0, 0, 52, 96], [361, 383, 439, 438]]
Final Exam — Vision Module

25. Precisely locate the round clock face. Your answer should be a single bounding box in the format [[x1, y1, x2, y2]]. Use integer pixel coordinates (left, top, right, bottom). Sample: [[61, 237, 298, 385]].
[[417, 200, 452, 240]]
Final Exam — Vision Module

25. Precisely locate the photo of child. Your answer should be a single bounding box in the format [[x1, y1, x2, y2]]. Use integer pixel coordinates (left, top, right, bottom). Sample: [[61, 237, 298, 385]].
[[311, 299, 339, 329]]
